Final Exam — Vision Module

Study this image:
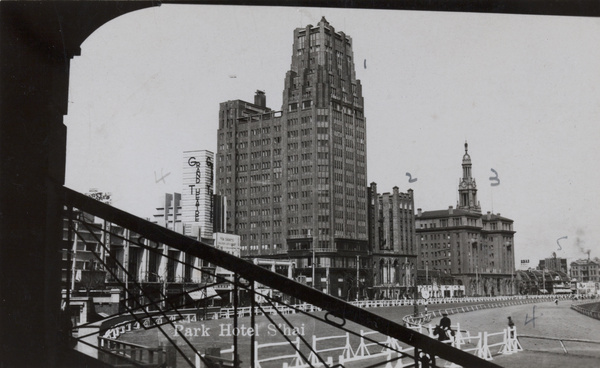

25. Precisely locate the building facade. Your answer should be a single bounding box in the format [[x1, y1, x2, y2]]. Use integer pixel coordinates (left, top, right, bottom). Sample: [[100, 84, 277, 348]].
[[415, 143, 516, 296], [182, 150, 215, 239], [570, 258, 600, 283], [215, 18, 369, 298], [515, 269, 571, 295], [63, 151, 233, 311], [538, 252, 568, 273], [368, 183, 417, 299]]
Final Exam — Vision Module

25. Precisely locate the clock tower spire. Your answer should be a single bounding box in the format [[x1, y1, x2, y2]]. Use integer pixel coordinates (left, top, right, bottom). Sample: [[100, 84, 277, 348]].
[[457, 141, 481, 212]]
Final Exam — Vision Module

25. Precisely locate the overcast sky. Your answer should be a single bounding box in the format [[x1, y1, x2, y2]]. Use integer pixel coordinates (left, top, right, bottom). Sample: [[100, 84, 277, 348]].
[[65, 5, 600, 267]]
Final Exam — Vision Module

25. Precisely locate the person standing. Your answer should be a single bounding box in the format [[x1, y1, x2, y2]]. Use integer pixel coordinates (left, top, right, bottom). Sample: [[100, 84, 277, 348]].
[[507, 316, 515, 338], [440, 312, 451, 330]]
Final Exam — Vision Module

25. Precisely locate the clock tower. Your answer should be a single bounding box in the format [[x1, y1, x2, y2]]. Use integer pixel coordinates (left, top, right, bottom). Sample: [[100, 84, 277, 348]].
[[457, 142, 481, 213]]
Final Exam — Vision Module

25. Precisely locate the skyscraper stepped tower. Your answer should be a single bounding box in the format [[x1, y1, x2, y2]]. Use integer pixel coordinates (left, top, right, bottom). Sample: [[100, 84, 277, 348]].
[[216, 18, 369, 298]]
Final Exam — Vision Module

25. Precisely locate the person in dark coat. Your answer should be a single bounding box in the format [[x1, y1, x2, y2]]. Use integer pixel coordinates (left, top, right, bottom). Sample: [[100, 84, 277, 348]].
[[440, 312, 451, 330], [435, 313, 452, 342], [507, 316, 515, 337]]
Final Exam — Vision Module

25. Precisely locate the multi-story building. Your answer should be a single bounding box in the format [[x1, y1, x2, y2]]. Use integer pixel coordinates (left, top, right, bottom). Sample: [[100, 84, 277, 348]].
[[571, 257, 600, 283], [215, 18, 369, 298], [368, 184, 417, 299], [415, 143, 516, 296], [182, 150, 214, 239], [538, 252, 568, 273], [63, 151, 232, 311]]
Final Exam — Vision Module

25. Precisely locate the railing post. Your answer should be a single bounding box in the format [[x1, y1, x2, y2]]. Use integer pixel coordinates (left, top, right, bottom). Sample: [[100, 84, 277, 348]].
[[233, 273, 239, 368], [250, 281, 256, 368], [414, 347, 420, 367]]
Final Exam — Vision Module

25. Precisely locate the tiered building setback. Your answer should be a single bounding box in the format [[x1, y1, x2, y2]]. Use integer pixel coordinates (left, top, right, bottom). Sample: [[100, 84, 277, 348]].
[[216, 18, 369, 298]]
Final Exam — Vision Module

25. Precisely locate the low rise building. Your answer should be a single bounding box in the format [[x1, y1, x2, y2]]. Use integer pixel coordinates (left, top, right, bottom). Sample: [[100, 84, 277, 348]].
[[516, 269, 571, 295], [570, 257, 600, 283]]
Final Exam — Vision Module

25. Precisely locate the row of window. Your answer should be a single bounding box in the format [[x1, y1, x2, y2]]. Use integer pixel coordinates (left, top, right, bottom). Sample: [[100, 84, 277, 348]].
[[241, 243, 283, 250]]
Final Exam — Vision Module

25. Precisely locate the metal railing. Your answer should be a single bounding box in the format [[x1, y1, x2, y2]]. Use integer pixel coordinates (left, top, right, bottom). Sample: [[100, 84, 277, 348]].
[[571, 301, 600, 320], [98, 337, 168, 367], [518, 335, 600, 354], [62, 187, 499, 368]]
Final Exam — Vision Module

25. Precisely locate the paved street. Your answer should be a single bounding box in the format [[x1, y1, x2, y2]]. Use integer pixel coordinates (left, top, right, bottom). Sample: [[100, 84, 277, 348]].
[[121, 299, 600, 367], [439, 300, 600, 368]]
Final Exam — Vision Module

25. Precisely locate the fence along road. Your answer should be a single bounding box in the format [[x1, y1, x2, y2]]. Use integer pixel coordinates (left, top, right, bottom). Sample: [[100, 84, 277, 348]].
[[446, 300, 600, 368]]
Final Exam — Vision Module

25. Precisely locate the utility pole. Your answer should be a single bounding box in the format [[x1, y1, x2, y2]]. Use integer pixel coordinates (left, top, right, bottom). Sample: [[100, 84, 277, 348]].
[[310, 230, 316, 289], [326, 266, 330, 295], [542, 268, 546, 294], [404, 257, 408, 297], [356, 255, 360, 301], [413, 263, 418, 317]]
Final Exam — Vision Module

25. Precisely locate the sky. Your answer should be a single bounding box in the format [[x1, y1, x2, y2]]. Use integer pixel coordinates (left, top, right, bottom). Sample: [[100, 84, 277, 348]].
[[64, 5, 600, 268]]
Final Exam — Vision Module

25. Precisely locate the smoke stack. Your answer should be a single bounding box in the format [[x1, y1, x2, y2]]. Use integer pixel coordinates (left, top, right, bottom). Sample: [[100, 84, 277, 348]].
[[254, 90, 266, 107]]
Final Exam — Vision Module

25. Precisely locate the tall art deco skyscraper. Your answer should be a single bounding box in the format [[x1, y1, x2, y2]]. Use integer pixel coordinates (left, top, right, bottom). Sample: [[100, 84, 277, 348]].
[[216, 18, 369, 297]]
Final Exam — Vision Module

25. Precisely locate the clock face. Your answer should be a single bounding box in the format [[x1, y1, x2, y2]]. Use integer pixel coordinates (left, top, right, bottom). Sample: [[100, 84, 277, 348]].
[[461, 181, 467, 188]]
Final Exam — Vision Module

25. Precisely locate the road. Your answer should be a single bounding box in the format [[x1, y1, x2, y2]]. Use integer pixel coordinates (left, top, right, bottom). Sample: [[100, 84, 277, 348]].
[[120, 298, 600, 367], [453, 300, 600, 368]]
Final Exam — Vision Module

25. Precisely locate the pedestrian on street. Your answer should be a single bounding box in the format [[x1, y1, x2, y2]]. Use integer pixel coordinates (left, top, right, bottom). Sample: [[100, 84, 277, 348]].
[[507, 316, 515, 337], [440, 312, 451, 330]]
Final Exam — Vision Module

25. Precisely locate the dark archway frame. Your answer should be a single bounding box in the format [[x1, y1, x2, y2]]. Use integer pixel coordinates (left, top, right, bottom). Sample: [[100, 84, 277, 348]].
[[1, 1, 598, 366]]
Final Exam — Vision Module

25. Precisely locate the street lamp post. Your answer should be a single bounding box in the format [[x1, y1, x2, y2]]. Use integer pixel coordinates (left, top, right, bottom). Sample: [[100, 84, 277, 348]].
[[476, 265, 479, 296]]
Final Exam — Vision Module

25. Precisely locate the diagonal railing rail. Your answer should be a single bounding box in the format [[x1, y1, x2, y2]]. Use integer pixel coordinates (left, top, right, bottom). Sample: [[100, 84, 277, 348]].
[[62, 186, 500, 368]]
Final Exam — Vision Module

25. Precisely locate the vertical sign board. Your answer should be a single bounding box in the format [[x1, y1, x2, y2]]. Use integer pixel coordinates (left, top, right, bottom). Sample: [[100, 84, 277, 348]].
[[182, 150, 214, 239]]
